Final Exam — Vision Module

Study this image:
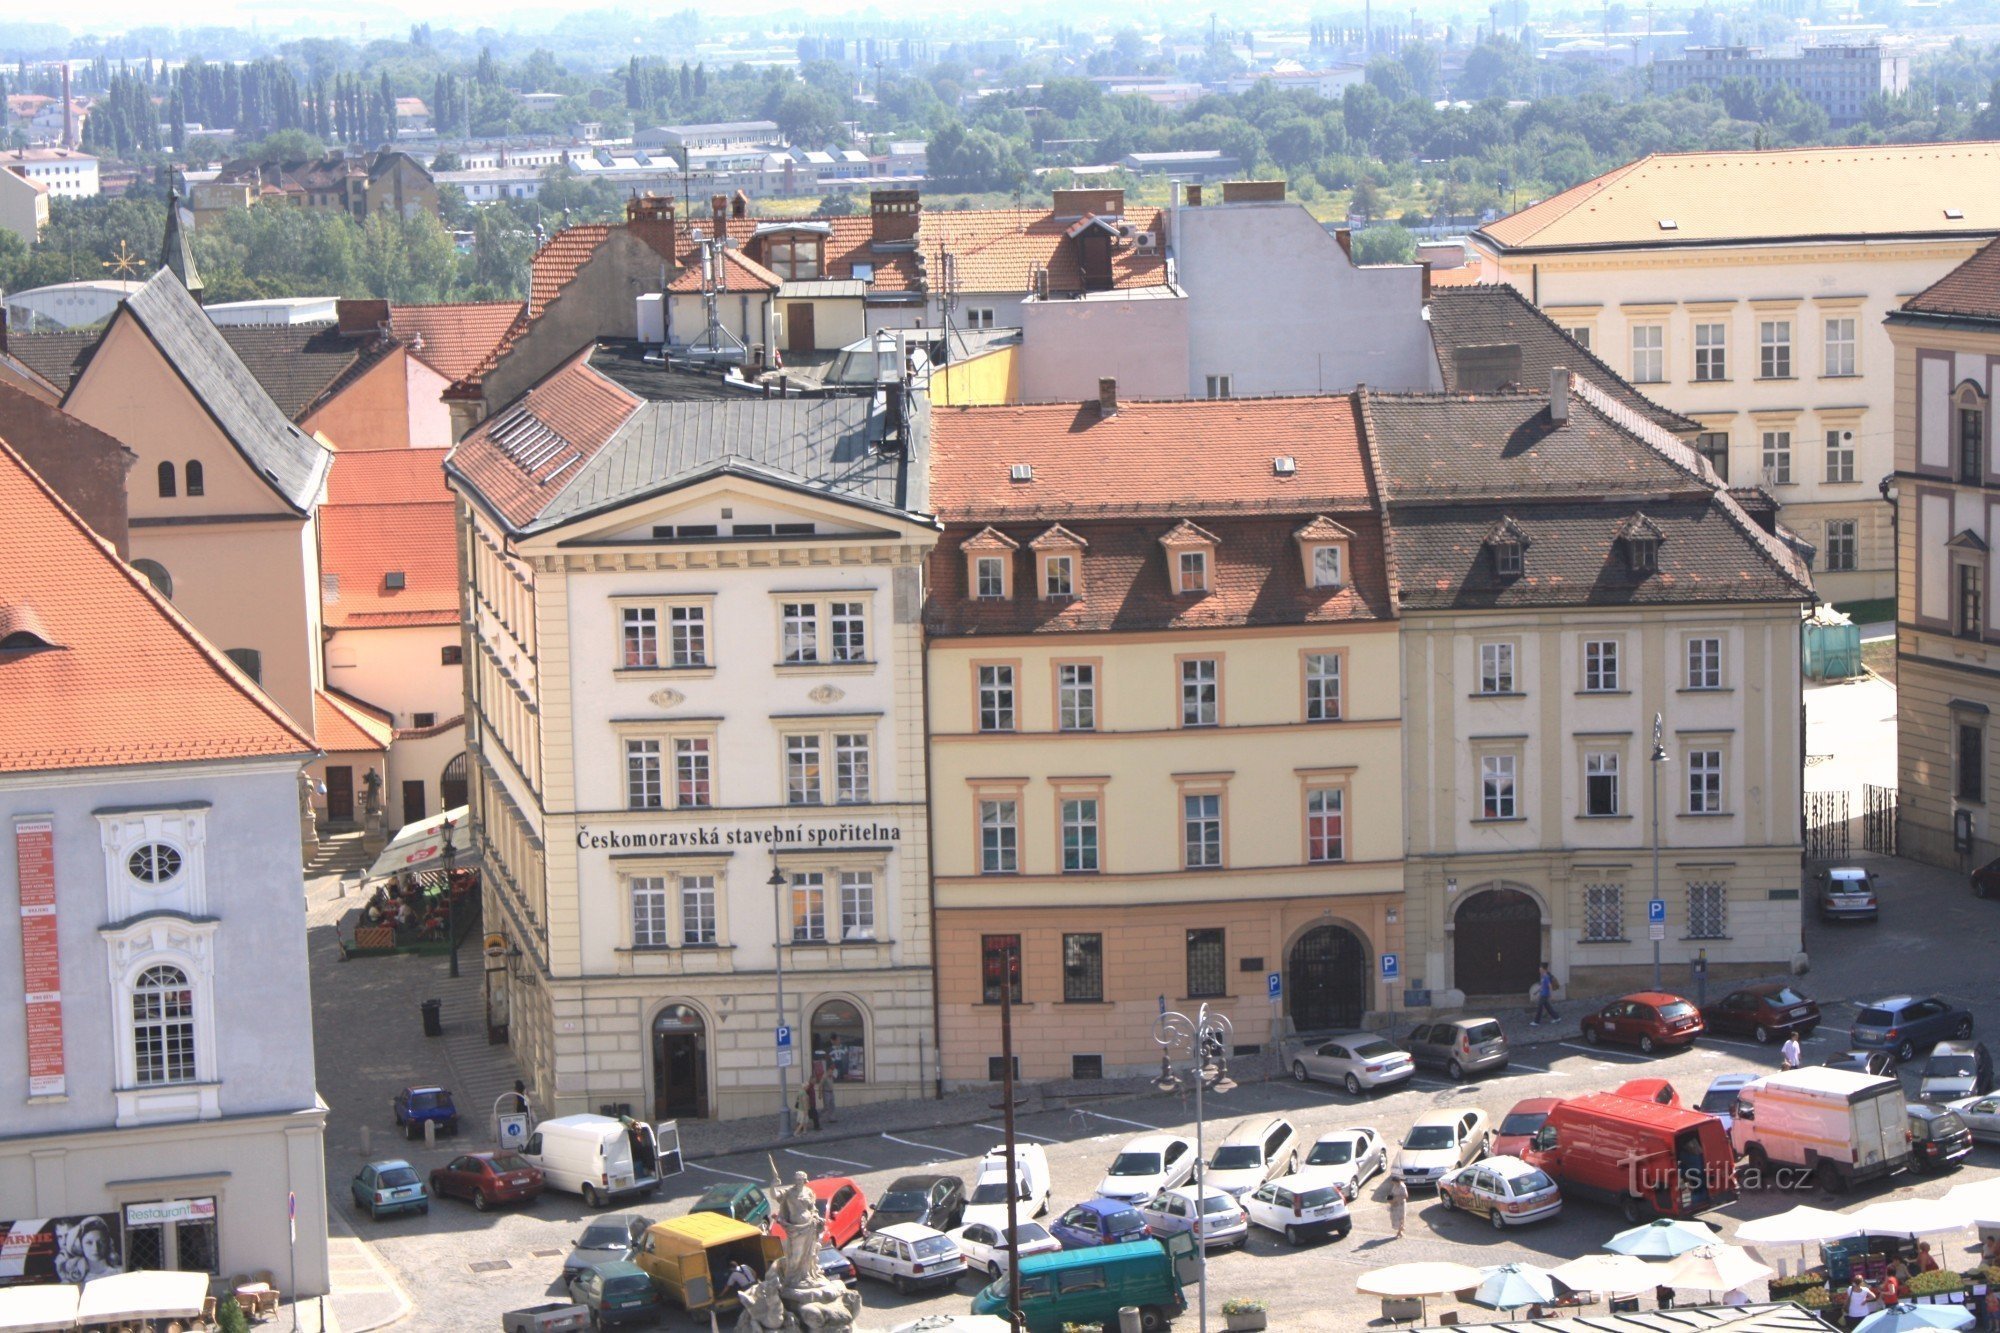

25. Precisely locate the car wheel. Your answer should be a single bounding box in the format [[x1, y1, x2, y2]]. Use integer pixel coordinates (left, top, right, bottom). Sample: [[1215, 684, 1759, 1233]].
[[1746, 1143, 1770, 1184], [473, 1191, 490, 1212], [1490, 1209, 1507, 1231], [1585, 1027, 1601, 1045], [1284, 1225, 1304, 1248], [1138, 1307, 1168, 1333], [1621, 1194, 1648, 1223], [1292, 1060, 1309, 1083], [1755, 1025, 1772, 1044], [1957, 1018, 1975, 1038], [1640, 1035, 1657, 1054], [404, 1120, 417, 1140], [1344, 1073, 1362, 1096], [581, 1183, 601, 1208], [368, 1204, 380, 1221], [988, 1262, 1002, 1282], [1439, 1188, 1456, 1211], [1818, 1161, 1849, 1194], [1898, 1039, 1917, 1063], [1446, 1059, 1464, 1081], [893, 1276, 912, 1297]]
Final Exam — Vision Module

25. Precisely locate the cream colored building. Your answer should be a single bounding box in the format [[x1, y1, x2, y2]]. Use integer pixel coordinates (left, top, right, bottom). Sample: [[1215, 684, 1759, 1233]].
[[1367, 376, 1815, 1001], [926, 391, 1405, 1082], [446, 345, 938, 1122], [1473, 143, 2000, 603], [0, 162, 48, 246]]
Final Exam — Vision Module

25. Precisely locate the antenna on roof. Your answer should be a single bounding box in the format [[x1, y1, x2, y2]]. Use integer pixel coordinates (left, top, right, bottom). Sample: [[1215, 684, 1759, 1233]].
[[935, 238, 962, 365]]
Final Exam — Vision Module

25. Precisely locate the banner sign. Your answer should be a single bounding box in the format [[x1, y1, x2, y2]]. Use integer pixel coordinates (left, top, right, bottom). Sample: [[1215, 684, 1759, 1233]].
[[0, 1215, 124, 1285], [122, 1198, 215, 1228], [16, 819, 63, 1098]]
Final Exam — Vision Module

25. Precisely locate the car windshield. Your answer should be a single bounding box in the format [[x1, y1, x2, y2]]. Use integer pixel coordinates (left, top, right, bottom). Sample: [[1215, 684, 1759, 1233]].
[[579, 1222, 633, 1248], [1463, 1021, 1503, 1044], [1109, 1153, 1162, 1176], [1100, 1209, 1143, 1233], [1856, 1007, 1895, 1026], [1508, 1170, 1555, 1194], [912, 1236, 957, 1259], [407, 1091, 446, 1110], [877, 1192, 925, 1212], [1211, 1146, 1263, 1169], [1307, 1141, 1354, 1165], [1830, 875, 1869, 892], [1298, 1187, 1342, 1209], [378, 1167, 419, 1187], [603, 1276, 651, 1298], [1403, 1126, 1454, 1150], [489, 1153, 531, 1172], [1498, 1112, 1548, 1137], [1660, 1002, 1696, 1019], [818, 1247, 845, 1266], [1198, 1196, 1237, 1216], [1011, 1223, 1052, 1244], [1352, 1039, 1398, 1060], [1928, 1056, 1977, 1077], [1768, 987, 1809, 1006], [969, 1182, 1011, 1205], [1698, 1088, 1741, 1113]]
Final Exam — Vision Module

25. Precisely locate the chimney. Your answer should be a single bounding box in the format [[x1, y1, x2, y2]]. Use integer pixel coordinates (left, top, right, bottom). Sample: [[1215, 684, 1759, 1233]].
[[336, 298, 392, 336], [61, 65, 71, 149], [1334, 228, 1353, 260], [731, 189, 750, 218], [870, 188, 921, 244], [1097, 377, 1118, 417], [1550, 367, 1571, 421], [1420, 259, 1432, 301], [1184, 183, 1203, 207], [625, 194, 677, 257]]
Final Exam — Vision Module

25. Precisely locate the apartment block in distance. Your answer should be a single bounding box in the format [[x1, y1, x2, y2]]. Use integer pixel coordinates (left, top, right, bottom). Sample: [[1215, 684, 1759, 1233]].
[[1650, 45, 1909, 125]]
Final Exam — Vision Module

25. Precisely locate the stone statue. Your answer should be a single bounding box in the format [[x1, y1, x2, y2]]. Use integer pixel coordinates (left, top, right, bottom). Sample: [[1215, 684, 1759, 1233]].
[[733, 1269, 789, 1333], [770, 1165, 823, 1288], [791, 1285, 859, 1332], [362, 767, 383, 816], [299, 769, 317, 816]]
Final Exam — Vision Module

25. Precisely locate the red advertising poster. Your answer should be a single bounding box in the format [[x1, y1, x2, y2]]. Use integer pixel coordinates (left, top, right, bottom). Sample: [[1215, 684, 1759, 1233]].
[[15, 820, 63, 1098]]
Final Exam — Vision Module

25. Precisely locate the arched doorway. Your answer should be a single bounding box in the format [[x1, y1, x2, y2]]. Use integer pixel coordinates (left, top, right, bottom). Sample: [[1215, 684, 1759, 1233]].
[[440, 753, 468, 812], [1454, 887, 1542, 997], [810, 999, 866, 1085], [651, 1003, 708, 1119], [1288, 924, 1368, 1034]]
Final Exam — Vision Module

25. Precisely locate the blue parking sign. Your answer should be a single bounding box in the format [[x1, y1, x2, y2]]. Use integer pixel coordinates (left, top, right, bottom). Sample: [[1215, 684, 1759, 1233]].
[[1381, 952, 1400, 980], [1648, 899, 1666, 924], [1266, 972, 1282, 1000], [776, 1024, 792, 1050]]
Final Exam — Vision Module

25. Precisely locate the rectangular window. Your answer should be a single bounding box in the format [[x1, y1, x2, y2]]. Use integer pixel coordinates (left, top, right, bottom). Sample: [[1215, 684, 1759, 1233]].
[[1304, 653, 1341, 722], [1687, 637, 1722, 690], [1958, 723, 1984, 802], [1630, 325, 1664, 383], [1043, 554, 1075, 599], [1311, 545, 1342, 588], [1183, 793, 1222, 867], [1061, 797, 1100, 873], [674, 737, 712, 808], [132, 980, 196, 1086], [978, 665, 1016, 732], [1177, 550, 1209, 593], [626, 739, 662, 809], [1583, 883, 1624, 942], [829, 602, 866, 661], [680, 875, 716, 946], [790, 872, 826, 942], [1185, 928, 1225, 998], [622, 607, 659, 669], [781, 603, 819, 663], [1687, 881, 1727, 939], [967, 307, 995, 330], [441, 644, 463, 666], [1481, 754, 1517, 819], [1479, 642, 1515, 694], [1063, 933, 1104, 1002], [1687, 749, 1723, 813], [1205, 374, 1232, 399], [989, 1055, 1020, 1080], [1960, 563, 1985, 639], [631, 876, 670, 948], [1758, 319, 1792, 379], [980, 800, 1018, 873], [1825, 429, 1856, 484], [1306, 787, 1344, 863], [1583, 639, 1620, 692], [1761, 430, 1793, 485], [982, 934, 1022, 1004], [1824, 519, 1857, 573], [839, 870, 876, 940], [1823, 316, 1856, 376], [834, 733, 871, 803], [1693, 321, 1727, 381], [1585, 751, 1620, 816], [1056, 663, 1096, 731], [1696, 430, 1730, 481], [1180, 659, 1218, 727], [669, 606, 707, 666], [1561, 324, 1592, 350], [1961, 402, 1986, 484], [785, 735, 823, 805], [975, 556, 1006, 600]]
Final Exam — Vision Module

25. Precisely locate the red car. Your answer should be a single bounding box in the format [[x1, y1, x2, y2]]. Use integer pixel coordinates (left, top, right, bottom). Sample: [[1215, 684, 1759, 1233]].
[[1491, 1098, 1561, 1159], [1700, 984, 1821, 1045], [1581, 992, 1705, 1054], [427, 1151, 544, 1210], [772, 1178, 868, 1248]]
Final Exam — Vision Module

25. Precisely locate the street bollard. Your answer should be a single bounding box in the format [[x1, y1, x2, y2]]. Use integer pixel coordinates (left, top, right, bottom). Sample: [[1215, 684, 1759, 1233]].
[[1118, 1307, 1142, 1333], [424, 1118, 436, 1149]]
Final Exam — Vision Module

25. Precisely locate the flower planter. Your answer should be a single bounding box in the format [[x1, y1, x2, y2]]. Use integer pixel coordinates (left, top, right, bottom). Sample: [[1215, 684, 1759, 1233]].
[[1224, 1312, 1267, 1331]]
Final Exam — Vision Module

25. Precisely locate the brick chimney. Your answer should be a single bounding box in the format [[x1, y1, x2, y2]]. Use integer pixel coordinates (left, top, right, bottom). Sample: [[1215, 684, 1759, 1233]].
[[711, 193, 729, 242], [625, 195, 677, 258], [871, 188, 921, 244], [1550, 366, 1571, 422], [731, 189, 750, 218], [336, 298, 392, 335], [61, 65, 71, 149], [1184, 183, 1202, 207], [1097, 377, 1118, 417]]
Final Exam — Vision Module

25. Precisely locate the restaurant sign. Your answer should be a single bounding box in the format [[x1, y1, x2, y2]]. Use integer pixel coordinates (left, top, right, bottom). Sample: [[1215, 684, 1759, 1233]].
[[123, 1198, 216, 1228]]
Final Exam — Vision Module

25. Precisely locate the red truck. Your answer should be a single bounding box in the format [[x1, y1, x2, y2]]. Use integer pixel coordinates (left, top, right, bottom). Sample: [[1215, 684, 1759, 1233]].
[[1525, 1091, 1737, 1222]]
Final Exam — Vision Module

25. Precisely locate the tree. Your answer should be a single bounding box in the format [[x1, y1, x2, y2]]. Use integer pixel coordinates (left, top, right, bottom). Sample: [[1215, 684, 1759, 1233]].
[[1351, 223, 1416, 264], [769, 84, 847, 147], [814, 191, 859, 215], [431, 150, 464, 172]]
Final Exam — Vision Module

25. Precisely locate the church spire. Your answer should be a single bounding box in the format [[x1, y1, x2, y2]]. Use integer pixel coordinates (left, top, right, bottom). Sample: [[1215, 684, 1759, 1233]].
[[161, 189, 203, 301]]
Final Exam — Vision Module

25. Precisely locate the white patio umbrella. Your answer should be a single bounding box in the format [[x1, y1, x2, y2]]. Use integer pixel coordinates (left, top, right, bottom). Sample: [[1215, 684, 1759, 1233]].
[[1850, 1197, 1973, 1238], [1944, 1178, 2000, 1228], [0, 1284, 80, 1333], [1734, 1205, 1865, 1247], [1661, 1243, 1775, 1294], [1356, 1262, 1486, 1297], [1473, 1263, 1558, 1311], [77, 1271, 208, 1324], [1548, 1253, 1662, 1297], [1605, 1217, 1721, 1258]]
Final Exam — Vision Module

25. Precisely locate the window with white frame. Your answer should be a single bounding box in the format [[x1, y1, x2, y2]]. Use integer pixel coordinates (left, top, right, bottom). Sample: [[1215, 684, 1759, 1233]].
[[1758, 319, 1792, 379], [1177, 549, 1210, 594], [839, 870, 876, 940], [1583, 639, 1621, 692], [1180, 658, 1218, 727], [1183, 793, 1222, 868], [785, 735, 823, 805], [790, 872, 826, 941], [1044, 554, 1075, 600], [681, 875, 717, 945], [1479, 642, 1515, 694], [1311, 545, 1342, 588], [975, 556, 1007, 600], [1687, 749, 1723, 813], [834, 733, 871, 803], [1760, 429, 1793, 485], [1630, 325, 1664, 383], [1306, 786, 1344, 862], [1583, 883, 1624, 942], [1823, 316, 1856, 376], [622, 607, 659, 669], [674, 737, 712, 808], [978, 665, 1015, 732], [1687, 881, 1727, 939], [1481, 754, 1517, 819], [1304, 652, 1341, 722], [132, 965, 197, 1085], [1687, 637, 1722, 690], [1560, 324, 1593, 350], [631, 877, 671, 947], [781, 603, 819, 663], [1825, 428, 1855, 483], [1061, 797, 1099, 872], [668, 606, 707, 667], [830, 602, 866, 661], [980, 799, 1018, 873], [1585, 751, 1620, 816], [1205, 374, 1233, 399], [626, 739, 663, 809], [1057, 663, 1096, 731], [1693, 321, 1727, 381]]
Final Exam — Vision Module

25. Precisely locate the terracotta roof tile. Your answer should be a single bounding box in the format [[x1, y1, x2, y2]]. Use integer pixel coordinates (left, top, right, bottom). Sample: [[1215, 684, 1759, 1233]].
[[0, 433, 312, 772], [530, 224, 614, 320], [446, 347, 642, 530], [324, 447, 454, 506], [925, 208, 1169, 294], [1901, 235, 2000, 322], [961, 526, 1019, 551], [5, 329, 100, 393], [1294, 515, 1356, 541], [664, 246, 783, 292], [315, 688, 391, 752], [1028, 523, 1087, 549], [320, 448, 459, 630], [391, 301, 527, 380]]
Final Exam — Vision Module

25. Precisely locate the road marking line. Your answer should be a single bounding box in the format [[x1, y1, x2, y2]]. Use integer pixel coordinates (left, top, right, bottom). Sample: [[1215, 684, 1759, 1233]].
[[1405, 1078, 1457, 1089], [1559, 1042, 1648, 1062], [881, 1132, 964, 1159], [784, 1147, 873, 1169], [1075, 1109, 1163, 1131], [1503, 1063, 1551, 1073], [687, 1161, 762, 1181], [1702, 1037, 1775, 1052], [976, 1123, 1057, 1142]]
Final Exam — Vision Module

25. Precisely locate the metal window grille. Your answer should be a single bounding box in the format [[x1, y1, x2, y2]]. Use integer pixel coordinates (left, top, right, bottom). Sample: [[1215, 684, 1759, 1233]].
[[1687, 882, 1727, 939], [1186, 928, 1226, 998], [1584, 884, 1624, 941]]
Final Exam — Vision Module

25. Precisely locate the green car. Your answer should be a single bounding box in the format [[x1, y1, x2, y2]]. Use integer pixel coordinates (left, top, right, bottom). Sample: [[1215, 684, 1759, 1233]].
[[565, 1260, 660, 1329], [973, 1239, 1187, 1333], [689, 1182, 772, 1227]]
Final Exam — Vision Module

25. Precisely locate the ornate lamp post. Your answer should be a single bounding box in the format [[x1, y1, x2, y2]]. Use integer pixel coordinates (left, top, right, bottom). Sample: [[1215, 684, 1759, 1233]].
[[1154, 1002, 1235, 1333]]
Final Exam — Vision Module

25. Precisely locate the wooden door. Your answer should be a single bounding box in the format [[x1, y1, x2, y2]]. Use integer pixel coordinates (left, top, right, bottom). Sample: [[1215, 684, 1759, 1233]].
[[401, 780, 426, 828], [786, 303, 815, 353], [325, 766, 354, 822], [1453, 888, 1541, 996]]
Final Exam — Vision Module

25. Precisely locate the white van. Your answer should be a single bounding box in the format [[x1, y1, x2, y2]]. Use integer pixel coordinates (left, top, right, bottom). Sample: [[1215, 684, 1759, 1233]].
[[961, 1144, 1051, 1228], [522, 1114, 662, 1206]]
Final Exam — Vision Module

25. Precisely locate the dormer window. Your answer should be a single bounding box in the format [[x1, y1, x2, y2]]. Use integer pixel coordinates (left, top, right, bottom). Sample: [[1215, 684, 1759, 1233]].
[[1494, 543, 1522, 577], [962, 526, 1019, 602], [1485, 516, 1528, 578], [1615, 512, 1664, 575], [1293, 515, 1355, 591], [1030, 523, 1087, 602], [1158, 520, 1220, 597], [976, 558, 1006, 598], [1045, 555, 1074, 598], [1177, 551, 1208, 593], [766, 233, 823, 281]]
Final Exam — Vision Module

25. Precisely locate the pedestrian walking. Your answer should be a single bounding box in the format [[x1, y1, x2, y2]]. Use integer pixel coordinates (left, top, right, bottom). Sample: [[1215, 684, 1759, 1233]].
[[1656, 1284, 1676, 1310], [1531, 964, 1559, 1026], [1387, 1176, 1408, 1238], [507, 1079, 529, 1113], [793, 1088, 811, 1136], [1780, 1033, 1802, 1071], [804, 1074, 822, 1132]]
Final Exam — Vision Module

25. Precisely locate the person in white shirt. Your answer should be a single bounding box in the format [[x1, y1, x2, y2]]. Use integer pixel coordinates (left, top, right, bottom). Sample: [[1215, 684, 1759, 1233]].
[[1781, 1033, 1802, 1071], [1846, 1273, 1880, 1326]]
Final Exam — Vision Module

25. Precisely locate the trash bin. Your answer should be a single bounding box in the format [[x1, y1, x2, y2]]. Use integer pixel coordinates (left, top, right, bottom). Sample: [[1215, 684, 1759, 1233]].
[[421, 998, 442, 1036]]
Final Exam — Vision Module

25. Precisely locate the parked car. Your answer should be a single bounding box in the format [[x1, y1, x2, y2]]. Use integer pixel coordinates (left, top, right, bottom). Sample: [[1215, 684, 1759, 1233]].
[[817, 1246, 856, 1286], [1823, 1049, 1899, 1078], [565, 1260, 660, 1329], [963, 1144, 1052, 1227], [1819, 866, 1881, 922], [972, 1240, 1188, 1332], [428, 1151, 544, 1211], [392, 1086, 459, 1139], [1290, 1032, 1415, 1095], [801, 1178, 867, 1249], [1701, 984, 1822, 1045], [1049, 1199, 1151, 1250], [1093, 1135, 1197, 1204], [1298, 1128, 1387, 1201], [947, 1220, 1063, 1280], [1491, 1099, 1561, 1160], [1973, 857, 2000, 899], [866, 1175, 965, 1234], [1241, 1175, 1352, 1247], [1136, 1185, 1248, 1251], [1732, 1068, 1911, 1193], [1948, 1093, 2000, 1143], [502, 1303, 589, 1333], [1909, 1104, 1976, 1173], [1526, 1093, 1737, 1221], [523, 1115, 664, 1207], [630, 1217, 776, 1318], [1581, 992, 1705, 1053], [1918, 1040, 1995, 1103], [1696, 1073, 1761, 1135], [843, 1223, 965, 1295], [1205, 1117, 1301, 1198], [690, 1182, 771, 1228], [1850, 995, 1975, 1063], [1437, 1155, 1563, 1229], [1406, 1017, 1510, 1081], [1394, 1108, 1491, 1190], [352, 1159, 428, 1220], [563, 1214, 653, 1283]]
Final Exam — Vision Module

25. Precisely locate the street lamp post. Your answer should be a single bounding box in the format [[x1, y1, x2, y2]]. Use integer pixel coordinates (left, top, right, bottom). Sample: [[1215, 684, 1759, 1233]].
[[1154, 1003, 1235, 1333], [768, 861, 793, 1141], [1650, 712, 1668, 991], [442, 817, 459, 979]]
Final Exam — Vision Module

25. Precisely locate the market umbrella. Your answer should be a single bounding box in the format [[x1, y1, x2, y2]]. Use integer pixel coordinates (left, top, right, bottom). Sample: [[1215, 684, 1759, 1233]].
[[1850, 1197, 1972, 1238], [1852, 1302, 1976, 1333], [77, 1271, 207, 1324], [1473, 1263, 1558, 1311], [1944, 1179, 2000, 1228], [1735, 1205, 1865, 1246], [1356, 1262, 1486, 1298], [0, 1284, 79, 1333], [1661, 1243, 1775, 1293], [1605, 1218, 1721, 1258], [1547, 1254, 1662, 1297]]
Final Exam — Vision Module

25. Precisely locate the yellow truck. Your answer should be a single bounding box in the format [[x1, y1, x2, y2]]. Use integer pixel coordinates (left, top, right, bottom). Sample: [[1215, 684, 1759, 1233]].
[[630, 1214, 780, 1315]]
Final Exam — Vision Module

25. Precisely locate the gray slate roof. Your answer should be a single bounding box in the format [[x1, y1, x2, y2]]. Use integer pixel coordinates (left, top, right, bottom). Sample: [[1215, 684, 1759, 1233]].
[[118, 273, 330, 513], [7, 330, 100, 393]]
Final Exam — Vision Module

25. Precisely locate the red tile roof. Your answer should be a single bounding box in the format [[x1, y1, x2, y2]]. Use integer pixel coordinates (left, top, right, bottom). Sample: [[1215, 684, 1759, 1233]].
[[325, 447, 453, 505], [0, 433, 313, 772], [665, 246, 782, 292], [320, 448, 459, 630], [391, 302, 526, 381], [925, 207, 1169, 294], [315, 688, 391, 752], [446, 347, 642, 530], [529, 223, 614, 320], [1902, 235, 2000, 322]]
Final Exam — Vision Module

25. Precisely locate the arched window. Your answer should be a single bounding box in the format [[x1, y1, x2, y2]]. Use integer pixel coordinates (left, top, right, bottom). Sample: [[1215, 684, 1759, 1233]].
[[131, 559, 173, 599], [132, 965, 196, 1085], [223, 647, 262, 684], [810, 999, 866, 1084], [156, 461, 176, 498], [1959, 383, 1988, 485], [185, 461, 205, 497]]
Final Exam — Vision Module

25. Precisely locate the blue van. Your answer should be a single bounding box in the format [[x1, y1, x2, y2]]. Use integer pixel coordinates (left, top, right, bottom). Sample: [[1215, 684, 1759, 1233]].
[[971, 1238, 1187, 1332]]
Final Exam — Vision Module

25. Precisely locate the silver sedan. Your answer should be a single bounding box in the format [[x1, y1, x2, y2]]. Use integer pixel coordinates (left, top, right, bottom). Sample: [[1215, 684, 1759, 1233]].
[[1291, 1033, 1416, 1095], [1950, 1093, 2000, 1143]]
